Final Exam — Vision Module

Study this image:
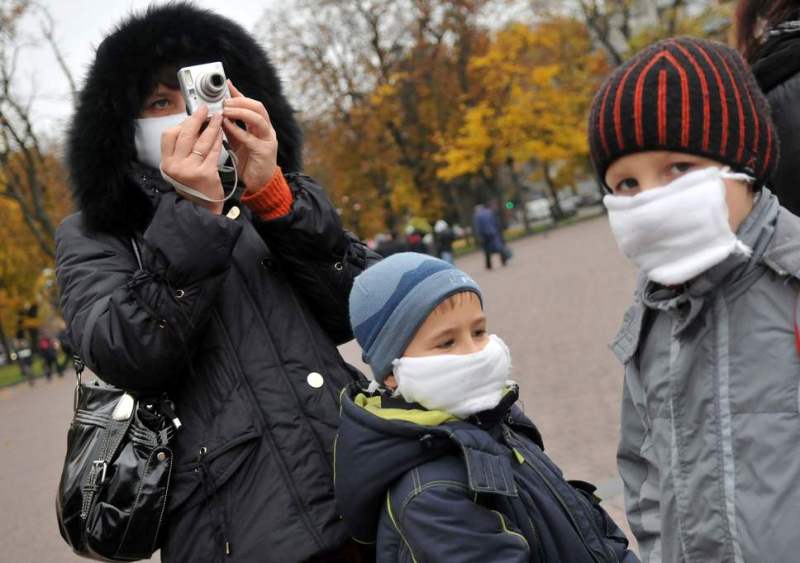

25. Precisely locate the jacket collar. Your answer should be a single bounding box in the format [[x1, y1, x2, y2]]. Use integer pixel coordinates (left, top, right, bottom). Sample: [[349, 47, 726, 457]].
[[761, 206, 800, 280], [753, 24, 800, 93], [128, 160, 244, 217], [343, 383, 525, 496]]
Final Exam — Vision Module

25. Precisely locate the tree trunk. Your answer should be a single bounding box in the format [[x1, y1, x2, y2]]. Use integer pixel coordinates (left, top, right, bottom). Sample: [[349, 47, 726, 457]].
[[542, 161, 564, 220], [506, 158, 531, 234], [479, 168, 507, 231], [0, 319, 11, 363], [0, 310, 31, 377]]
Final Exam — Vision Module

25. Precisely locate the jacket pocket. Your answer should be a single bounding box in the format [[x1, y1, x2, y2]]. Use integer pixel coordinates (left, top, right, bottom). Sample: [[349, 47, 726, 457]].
[[167, 428, 260, 514], [167, 316, 264, 514], [728, 285, 800, 414]]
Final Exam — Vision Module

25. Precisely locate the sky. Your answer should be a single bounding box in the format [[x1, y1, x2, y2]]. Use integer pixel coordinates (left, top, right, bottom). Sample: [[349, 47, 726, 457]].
[[16, 0, 277, 140]]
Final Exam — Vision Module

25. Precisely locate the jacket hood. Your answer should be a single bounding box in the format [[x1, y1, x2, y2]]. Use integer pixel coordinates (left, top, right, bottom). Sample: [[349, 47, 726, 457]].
[[67, 2, 302, 235], [334, 383, 539, 543]]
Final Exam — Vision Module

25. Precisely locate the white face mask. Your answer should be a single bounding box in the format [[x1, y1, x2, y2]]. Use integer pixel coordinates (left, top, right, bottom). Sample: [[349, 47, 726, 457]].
[[392, 334, 512, 419], [603, 167, 754, 286], [134, 112, 229, 171]]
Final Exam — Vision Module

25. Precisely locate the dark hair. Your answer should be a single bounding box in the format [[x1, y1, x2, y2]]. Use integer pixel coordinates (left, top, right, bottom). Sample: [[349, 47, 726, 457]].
[[736, 0, 800, 62], [138, 62, 191, 111]]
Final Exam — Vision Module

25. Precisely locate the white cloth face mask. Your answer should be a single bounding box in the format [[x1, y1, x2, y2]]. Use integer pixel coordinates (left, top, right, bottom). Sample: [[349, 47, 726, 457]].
[[391, 334, 512, 419], [603, 167, 754, 286], [134, 112, 229, 171]]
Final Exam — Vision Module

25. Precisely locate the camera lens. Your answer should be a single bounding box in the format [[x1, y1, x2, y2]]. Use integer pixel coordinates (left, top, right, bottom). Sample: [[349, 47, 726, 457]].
[[197, 71, 226, 102]]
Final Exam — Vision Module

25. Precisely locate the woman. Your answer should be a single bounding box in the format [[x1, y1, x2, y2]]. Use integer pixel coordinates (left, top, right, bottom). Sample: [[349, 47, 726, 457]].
[[56, 3, 378, 562], [737, 0, 800, 215]]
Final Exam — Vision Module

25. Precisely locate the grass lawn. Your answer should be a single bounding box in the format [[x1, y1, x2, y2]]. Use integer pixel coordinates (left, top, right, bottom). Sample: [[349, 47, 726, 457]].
[[0, 357, 59, 388]]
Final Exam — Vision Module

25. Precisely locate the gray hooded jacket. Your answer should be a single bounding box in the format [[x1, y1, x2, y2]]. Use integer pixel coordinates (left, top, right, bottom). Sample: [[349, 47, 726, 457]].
[[612, 189, 800, 563]]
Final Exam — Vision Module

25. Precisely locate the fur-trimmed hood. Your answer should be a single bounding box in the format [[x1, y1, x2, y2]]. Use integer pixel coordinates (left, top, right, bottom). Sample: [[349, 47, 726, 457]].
[[67, 2, 302, 235]]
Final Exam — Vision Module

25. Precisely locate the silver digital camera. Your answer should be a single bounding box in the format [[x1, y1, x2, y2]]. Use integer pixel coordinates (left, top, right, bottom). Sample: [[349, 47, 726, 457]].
[[177, 61, 230, 116]]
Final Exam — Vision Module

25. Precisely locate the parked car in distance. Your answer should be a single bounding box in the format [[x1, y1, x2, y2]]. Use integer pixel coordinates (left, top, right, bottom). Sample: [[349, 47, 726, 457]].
[[525, 198, 553, 222]]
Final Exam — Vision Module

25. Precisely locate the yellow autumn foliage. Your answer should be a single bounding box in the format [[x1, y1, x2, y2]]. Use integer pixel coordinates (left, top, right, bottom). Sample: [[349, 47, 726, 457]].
[[437, 19, 609, 186]]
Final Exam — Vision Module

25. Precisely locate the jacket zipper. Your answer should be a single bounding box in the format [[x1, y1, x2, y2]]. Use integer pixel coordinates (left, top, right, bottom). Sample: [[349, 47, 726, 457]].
[[528, 515, 546, 563], [212, 311, 326, 551], [507, 430, 611, 563]]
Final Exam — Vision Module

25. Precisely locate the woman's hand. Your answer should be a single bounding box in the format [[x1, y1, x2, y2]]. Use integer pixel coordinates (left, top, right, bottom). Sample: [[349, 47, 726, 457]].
[[222, 81, 279, 194], [160, 106, 225, 215]]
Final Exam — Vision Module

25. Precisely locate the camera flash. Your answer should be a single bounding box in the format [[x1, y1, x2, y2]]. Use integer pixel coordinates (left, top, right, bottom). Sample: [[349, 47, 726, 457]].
[[181, 69, 194, 87]]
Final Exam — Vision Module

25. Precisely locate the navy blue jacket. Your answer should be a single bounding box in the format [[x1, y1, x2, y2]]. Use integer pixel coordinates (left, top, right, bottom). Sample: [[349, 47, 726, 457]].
[[335, 384, 640, 563], [473, 206, 504, 253]]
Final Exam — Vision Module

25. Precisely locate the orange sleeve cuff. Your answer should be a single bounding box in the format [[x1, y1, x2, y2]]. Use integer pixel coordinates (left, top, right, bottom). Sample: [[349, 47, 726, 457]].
[[241, 167, 293, 220]]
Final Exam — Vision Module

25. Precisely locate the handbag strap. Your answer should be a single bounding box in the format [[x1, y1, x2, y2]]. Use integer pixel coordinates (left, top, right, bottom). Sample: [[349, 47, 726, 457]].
[[80, 409, 134, 520], [72, 238, 144, 410]]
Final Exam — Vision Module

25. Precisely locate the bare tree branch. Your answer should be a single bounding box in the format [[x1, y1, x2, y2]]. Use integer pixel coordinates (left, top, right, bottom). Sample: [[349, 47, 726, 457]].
[[0, 0, 74, 257], [38, 5, 77, 105]]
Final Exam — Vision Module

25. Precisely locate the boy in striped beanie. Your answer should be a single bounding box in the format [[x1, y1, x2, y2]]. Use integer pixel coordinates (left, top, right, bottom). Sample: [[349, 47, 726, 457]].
[[590, 37, 800, 562], [334, 252, 638, 562]]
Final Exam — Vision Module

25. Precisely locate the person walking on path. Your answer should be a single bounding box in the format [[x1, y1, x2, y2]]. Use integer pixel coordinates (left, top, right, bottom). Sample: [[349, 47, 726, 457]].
[[38, 336, 61, 379], [737, 1, 800, 216], [473, 202, 509, 270], [433, 219, 456, 264], [55, 4, 378, 562], [589, 36, 800, 563]]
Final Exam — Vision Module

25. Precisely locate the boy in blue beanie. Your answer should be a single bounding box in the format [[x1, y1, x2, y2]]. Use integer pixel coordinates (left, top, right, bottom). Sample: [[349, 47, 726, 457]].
[[336, 252, 638, 562]]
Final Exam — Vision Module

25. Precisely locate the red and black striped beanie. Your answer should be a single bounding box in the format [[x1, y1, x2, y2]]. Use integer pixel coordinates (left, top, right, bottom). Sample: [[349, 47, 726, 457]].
[[589, 37, 779, 187]]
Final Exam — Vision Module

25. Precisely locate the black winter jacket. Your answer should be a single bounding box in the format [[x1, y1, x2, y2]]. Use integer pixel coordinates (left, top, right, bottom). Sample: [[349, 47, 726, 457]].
[[56, 4, 380, 562], [335, 384, 640, 563], [752, 27, 800, 215]]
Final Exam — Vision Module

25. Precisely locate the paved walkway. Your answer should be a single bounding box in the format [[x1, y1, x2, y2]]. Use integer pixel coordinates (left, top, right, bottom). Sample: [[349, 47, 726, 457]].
[[0, 214, 638, 561]]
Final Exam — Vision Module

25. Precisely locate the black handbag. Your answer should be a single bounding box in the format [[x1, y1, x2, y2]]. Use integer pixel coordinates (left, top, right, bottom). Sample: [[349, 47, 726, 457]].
[[56, 239, 181, 561]]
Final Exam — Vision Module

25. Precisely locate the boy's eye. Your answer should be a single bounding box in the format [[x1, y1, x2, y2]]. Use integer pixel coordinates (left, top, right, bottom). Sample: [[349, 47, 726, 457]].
[[669, 162, 694, 176], [614, 178, 639, 193], [472, 329, 487, 338], [436, 339, 455, 350], [149, 98, 171, 110]]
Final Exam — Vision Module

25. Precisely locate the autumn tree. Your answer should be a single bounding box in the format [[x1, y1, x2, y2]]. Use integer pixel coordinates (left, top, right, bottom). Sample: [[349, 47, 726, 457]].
[[531, 0, 734, 64], [0, 196, 50, 360], [0, 0, 75, 365], [0, 0, 75, 256], [259, 0, 504, 236], [438, 18, 610, 226]]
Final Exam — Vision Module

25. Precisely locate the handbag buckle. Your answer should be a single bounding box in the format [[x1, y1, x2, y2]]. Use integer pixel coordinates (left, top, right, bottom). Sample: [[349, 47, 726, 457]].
[[92, 460, 108, 484]]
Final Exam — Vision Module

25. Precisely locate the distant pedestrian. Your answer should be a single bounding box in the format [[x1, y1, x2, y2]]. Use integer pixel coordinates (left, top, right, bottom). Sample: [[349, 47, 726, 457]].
[[337, 253, 638, 562], [433, 219, 455, 263], [405, 225, 430, 255], [38, 337, 60, 380], [473, 202, 508, 270], [375, 232, 408, 257], [589, 37, 799, 562], [13, 337, 33, 384], [737, 0, 800, 215]]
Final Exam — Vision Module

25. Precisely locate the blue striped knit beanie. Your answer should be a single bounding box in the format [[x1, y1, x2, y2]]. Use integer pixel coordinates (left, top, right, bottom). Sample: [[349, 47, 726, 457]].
[[349, 253, 482, 381]]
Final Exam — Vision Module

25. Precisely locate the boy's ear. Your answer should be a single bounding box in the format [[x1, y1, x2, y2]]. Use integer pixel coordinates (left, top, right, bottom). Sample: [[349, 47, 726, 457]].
[[384, 374, 398, 391]]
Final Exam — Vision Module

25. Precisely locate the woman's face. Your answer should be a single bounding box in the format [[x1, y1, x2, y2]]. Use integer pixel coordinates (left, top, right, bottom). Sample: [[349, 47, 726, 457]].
[[139, 84, 186, 118]]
